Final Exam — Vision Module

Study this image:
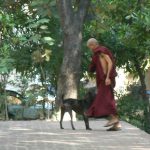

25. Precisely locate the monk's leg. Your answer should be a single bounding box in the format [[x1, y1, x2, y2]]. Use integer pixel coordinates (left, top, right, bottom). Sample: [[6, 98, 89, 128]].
[[104, 84, 121, 127], [104, 114, 119, 127]]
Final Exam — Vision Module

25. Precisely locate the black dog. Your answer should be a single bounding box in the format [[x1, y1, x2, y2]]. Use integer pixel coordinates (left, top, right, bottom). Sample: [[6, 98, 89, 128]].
[[60, 89, 96, 130]]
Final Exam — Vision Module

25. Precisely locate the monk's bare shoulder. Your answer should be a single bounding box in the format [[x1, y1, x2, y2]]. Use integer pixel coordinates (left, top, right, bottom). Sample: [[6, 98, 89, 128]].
[[100, 53, 111, 62]]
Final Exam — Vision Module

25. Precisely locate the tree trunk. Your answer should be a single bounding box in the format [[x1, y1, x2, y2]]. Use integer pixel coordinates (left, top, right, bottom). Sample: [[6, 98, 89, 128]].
[[3, 75, 9, 120], [57, 32, 82, 103], [40, 63, 47, 119], [4, 92, 9, 120], [134, 62, 147, 100], [56, 0, 90, 106], [133, 58, 150, 133]]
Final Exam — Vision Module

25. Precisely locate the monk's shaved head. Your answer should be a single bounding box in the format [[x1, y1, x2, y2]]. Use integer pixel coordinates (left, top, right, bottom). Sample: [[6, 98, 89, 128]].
[[87, 38, 99, 50], [87, 38, 99, 46]]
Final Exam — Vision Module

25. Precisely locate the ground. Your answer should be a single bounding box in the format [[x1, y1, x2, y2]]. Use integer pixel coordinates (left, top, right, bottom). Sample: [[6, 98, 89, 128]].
[[0, 120, 150, 150]]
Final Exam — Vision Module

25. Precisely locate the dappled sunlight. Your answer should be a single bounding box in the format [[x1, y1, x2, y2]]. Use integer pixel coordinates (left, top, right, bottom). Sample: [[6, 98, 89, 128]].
[[131, 147, 150, 150], [9, 127, 32, 131], [0, 131, 9, 137], [65, 132, 92, 135], [0, 120, 150, 150], [124, 127, 140, 130], [24, 132, 61, 136], [21, 140, 81, 146]]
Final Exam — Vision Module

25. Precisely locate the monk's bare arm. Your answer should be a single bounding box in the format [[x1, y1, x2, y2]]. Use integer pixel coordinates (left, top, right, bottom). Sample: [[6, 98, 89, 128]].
[[102, 53, 113, 79]]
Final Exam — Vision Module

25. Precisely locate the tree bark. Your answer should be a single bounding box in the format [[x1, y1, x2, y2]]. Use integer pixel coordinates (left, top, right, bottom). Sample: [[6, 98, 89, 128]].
[[56, 0, 90, 106]]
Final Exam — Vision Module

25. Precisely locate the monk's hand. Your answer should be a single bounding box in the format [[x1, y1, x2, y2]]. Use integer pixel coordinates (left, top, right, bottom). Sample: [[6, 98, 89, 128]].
[[105, 78, 111, 85]]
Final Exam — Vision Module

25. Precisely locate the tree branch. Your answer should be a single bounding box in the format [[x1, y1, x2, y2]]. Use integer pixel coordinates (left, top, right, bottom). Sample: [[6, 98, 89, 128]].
[[57, 0, 90, 32]]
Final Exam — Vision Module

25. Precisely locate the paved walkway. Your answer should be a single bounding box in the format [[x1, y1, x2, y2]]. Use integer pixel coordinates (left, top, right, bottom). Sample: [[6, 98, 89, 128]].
[[0, 120, 150, 150]]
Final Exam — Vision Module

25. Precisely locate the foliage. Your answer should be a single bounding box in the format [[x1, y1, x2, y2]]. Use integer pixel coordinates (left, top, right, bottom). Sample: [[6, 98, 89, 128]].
[[117, 84, 146, 129], [118, 94, 145, 129], [0, 9, 15, 74], [0, 9, 15, 119], [83, 0, 150, 73], [0, 0, 62, 86]]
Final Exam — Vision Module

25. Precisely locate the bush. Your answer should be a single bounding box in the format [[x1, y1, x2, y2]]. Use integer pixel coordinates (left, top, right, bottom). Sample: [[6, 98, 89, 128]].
[[117, 84, 146, 130]]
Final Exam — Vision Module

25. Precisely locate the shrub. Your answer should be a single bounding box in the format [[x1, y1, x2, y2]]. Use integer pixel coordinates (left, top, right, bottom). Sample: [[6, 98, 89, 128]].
[[117, 84, 146, 130]]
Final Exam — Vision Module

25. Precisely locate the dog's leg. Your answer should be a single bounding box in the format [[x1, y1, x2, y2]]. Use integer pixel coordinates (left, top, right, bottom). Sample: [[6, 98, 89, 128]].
[[60, 107, 65, 129], [83, 114, 92, 130], [68, 110, 75, 130]]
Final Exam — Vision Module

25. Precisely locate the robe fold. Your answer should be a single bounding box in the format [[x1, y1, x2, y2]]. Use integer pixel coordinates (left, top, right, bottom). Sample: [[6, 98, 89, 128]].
[[87, 46, 117, 117]]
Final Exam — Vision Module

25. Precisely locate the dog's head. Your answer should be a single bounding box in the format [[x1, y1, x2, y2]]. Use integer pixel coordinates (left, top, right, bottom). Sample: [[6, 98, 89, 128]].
[[84, 88, 96, 106]]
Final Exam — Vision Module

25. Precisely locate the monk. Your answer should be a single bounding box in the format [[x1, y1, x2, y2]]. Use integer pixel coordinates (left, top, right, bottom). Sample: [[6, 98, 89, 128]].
[[86, 38, 121, 131]]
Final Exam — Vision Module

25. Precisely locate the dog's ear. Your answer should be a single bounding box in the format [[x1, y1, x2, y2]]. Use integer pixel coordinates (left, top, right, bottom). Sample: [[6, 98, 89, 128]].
[[62, 94, 65, 100], [85, 91, 93, 99]]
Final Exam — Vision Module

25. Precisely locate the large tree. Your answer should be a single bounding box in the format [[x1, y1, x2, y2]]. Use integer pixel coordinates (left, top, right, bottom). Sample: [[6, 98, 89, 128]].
[[56, 0, 90, 106]]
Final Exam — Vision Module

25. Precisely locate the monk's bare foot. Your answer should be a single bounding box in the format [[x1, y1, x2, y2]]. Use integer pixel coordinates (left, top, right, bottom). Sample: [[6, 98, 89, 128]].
[[104, 115, 119, 127], [107, 122, 122, 131]]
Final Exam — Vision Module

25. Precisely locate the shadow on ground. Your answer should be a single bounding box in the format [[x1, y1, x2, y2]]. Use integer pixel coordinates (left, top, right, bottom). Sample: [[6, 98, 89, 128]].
[[0, 120, 150, 150]]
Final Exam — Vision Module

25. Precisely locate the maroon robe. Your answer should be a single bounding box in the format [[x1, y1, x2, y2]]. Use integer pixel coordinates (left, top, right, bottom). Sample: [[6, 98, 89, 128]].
[[87, 46, 117, 117]]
